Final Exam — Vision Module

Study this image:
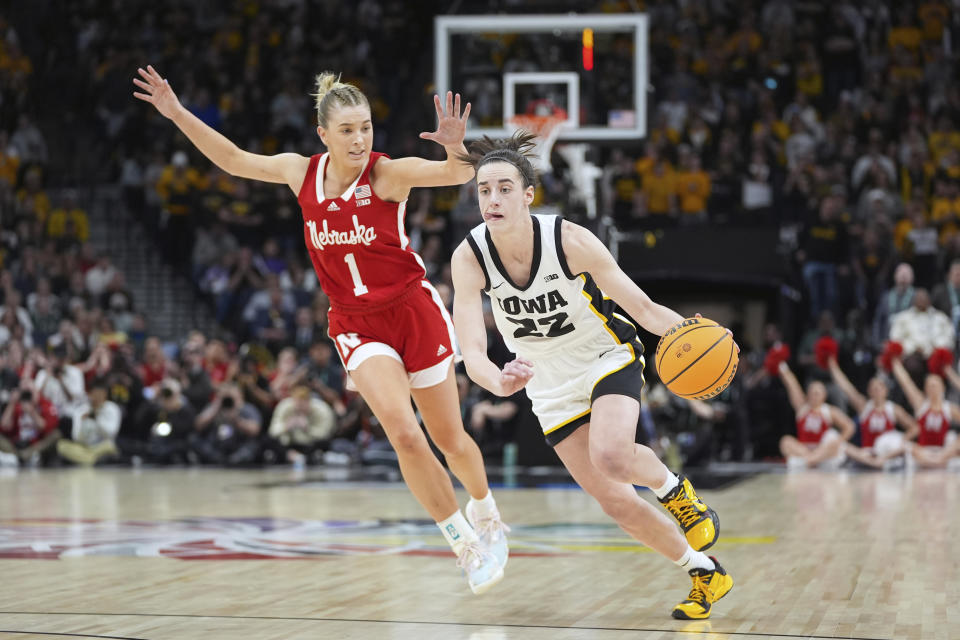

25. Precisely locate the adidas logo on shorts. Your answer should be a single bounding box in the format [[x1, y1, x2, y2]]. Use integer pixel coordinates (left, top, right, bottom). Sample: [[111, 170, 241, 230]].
[[437, 344, 448, 356], [327, 202, 340, 211]]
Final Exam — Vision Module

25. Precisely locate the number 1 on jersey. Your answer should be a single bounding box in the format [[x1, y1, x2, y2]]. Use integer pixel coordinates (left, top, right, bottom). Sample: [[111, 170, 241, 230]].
[[343, 252, 368, 296]]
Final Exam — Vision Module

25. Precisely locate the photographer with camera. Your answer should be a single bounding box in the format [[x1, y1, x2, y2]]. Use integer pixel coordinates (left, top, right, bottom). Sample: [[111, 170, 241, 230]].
[[122, 378, 196, 465], [56, 377, 121, 465], [33, 341, 86, 434], [0, 381, 60, 466], [190, 382, 262, 465]]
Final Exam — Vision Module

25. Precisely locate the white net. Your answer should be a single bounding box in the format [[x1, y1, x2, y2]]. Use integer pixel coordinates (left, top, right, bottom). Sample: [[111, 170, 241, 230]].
[[507, 113, 569, 173]]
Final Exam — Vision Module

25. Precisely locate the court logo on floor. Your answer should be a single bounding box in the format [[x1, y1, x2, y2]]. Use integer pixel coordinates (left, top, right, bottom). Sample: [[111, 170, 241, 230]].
[[0, 517, 774, 560]]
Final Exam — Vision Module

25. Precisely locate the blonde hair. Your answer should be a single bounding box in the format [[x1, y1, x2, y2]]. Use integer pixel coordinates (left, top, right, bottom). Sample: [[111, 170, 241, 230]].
[[312, 72, 370, 128]]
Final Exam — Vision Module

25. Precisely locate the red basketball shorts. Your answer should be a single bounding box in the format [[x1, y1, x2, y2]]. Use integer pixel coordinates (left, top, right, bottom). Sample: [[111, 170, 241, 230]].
[[328, 280, 456, 389]]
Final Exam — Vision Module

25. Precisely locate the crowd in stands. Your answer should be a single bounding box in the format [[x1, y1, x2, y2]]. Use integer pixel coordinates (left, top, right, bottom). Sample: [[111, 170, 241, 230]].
[[3, 1, 960, 470]]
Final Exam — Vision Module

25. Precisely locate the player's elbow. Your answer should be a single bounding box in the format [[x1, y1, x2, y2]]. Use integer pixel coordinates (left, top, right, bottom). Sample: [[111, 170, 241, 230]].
[[218, 146, 247, 177]]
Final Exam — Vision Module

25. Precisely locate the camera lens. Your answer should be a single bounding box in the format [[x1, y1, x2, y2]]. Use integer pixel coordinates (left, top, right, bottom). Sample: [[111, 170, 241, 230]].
[[221, 396, 235, 409]]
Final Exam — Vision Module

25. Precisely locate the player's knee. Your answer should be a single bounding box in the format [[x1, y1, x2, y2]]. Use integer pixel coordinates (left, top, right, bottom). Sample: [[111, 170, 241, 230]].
[[387, 425, 428, 456], [431, 428, 469, 458], [590, 446, 633, 484]]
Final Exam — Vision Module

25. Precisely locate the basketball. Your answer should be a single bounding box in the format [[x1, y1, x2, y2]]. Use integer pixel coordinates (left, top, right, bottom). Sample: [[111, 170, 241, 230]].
[[656, 317, 738, 400]]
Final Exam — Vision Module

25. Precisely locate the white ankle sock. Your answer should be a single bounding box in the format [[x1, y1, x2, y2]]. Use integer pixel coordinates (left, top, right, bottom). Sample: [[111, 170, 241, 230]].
[[652, 471, 680, 499], [437, 510, 478, 555], [468, 490, 498, 518], [675, 546, 715, 572]]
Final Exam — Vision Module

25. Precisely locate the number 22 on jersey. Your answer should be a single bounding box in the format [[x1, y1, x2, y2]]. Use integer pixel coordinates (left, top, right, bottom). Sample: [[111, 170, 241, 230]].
[[344, 253, 368, 296]]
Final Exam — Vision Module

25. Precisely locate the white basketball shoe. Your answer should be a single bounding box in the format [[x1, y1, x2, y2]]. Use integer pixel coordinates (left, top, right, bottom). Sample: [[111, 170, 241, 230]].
[[456, 542, 503, 595], [465, 500, 510, 569]]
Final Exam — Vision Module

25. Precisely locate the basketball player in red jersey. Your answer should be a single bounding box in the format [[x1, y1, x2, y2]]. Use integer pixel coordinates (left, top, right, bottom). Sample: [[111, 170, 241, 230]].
[[133, 65, 508, 593], [826, 358, 917, 469], [891, 356, 960, 468], [777, 361, 855, 469]]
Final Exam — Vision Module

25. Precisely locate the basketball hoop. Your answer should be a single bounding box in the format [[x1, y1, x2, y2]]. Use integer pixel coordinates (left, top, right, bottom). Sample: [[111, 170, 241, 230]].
[[508, 109, 569, 173]]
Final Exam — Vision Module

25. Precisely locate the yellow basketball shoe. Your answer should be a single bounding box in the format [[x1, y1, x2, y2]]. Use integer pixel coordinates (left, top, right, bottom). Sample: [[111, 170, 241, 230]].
[[671, 556, 733, 620], [658, 474, 719, 551]]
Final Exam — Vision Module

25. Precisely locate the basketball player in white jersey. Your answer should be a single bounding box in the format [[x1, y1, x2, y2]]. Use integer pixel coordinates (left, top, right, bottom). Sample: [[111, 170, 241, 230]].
[[825, 357, 917, 469], [450, 133, 732, 620]]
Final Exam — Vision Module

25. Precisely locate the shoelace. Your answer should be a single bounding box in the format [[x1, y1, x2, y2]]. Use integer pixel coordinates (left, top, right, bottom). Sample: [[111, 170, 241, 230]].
[[664, 495, 704, 529], [456, 542, 488, 571], [472, 514, 511, 541], [686, 573, 711, 605]]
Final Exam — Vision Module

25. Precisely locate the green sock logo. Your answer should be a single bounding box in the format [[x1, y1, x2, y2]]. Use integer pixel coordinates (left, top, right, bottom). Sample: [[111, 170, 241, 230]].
[[446, 524, 460, 540]]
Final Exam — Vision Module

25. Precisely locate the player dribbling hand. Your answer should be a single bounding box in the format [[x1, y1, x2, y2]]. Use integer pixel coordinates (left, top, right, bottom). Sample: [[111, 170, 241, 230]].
[[499, 358, 533, 396]]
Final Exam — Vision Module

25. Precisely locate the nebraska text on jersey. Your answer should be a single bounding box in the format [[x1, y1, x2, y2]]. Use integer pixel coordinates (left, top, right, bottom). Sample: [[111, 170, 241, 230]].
[[306, 215, 377, 251]]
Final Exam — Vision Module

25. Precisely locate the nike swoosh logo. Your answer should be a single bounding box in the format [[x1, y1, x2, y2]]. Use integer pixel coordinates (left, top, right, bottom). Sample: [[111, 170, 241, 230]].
[[492, 282, 505, 289], [598, 348, 614, 359]]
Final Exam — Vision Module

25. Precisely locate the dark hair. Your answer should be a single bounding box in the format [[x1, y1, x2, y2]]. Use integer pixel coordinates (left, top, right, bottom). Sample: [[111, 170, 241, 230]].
[[457, 130, 539, 189]]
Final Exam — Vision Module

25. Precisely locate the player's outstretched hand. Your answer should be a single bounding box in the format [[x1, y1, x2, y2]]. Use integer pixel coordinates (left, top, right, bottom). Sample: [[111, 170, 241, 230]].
[[133, 65, 183, 120], [499, 357, 533, 396], [420, 91, 471, 147]]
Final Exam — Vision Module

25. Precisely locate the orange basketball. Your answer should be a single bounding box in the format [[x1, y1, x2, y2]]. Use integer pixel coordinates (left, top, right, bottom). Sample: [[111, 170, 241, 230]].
[[655, 318, 738, 400]]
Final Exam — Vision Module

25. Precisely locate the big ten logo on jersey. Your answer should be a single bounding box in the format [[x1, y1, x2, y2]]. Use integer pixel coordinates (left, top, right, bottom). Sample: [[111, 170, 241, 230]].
[[336, 332, 363, 360], [496, 289, 575, 339], [355, 184, 372, 207]]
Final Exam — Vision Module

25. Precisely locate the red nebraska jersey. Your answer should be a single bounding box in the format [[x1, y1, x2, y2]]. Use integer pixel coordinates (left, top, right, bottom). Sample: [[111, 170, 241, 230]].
[[796, 404, 832, 444], [916, 401, 952, 446], [297, 152, 426, 309], [858, 400, 895, 449]]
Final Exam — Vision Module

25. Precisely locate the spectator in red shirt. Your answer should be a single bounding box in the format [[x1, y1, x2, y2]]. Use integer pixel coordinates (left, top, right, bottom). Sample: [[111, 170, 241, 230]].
[[203, 339, 230, 385], [138, 336, 169, 391], [0, 382, 60, 466]]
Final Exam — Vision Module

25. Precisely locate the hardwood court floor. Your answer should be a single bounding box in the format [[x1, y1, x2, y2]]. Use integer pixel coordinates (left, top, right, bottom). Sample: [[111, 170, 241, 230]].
[[0, 467, 957, 640]]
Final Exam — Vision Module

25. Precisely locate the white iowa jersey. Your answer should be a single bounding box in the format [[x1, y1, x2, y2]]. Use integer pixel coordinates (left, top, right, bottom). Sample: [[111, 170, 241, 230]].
[[466, 214, 640, 359]]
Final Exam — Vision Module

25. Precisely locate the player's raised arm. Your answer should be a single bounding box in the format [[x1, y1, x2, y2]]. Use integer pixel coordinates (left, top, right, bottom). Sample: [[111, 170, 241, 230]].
[[133, 65, 308, 191], [451, 243, 532, 397], [560, 220, 683, 336], [375, 92, 475, 190]]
